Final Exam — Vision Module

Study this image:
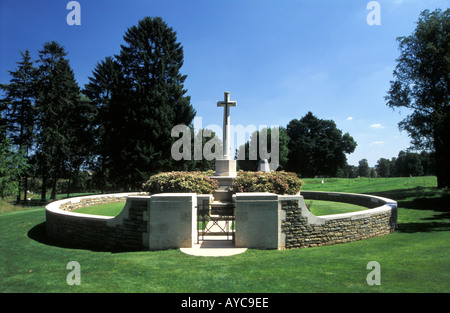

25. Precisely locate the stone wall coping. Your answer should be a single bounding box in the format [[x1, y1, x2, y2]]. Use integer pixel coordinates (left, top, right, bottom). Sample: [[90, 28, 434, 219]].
[[299, 190, 397, 221], [45, 192, 143, 219], [233, 191, 397, 225], [234, 192, 278, 201], [301, 190, 397, 206], [318, 204, 394, 220], [45, 190, 398, 251]]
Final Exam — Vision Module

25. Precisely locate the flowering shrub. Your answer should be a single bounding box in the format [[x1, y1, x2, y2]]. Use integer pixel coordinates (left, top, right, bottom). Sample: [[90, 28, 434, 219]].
[[142, 171, 218, 194], [230, 171, 303, 195]]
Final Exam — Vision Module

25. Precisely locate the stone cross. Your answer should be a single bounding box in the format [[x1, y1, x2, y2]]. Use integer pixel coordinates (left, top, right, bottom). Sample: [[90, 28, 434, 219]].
[[217, 91, 237, 160]]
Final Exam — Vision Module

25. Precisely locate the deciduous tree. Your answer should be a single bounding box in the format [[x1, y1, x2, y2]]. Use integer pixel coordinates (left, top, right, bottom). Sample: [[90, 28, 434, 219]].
[[385, 9, 449, 187], [286, 112, 357, 177]]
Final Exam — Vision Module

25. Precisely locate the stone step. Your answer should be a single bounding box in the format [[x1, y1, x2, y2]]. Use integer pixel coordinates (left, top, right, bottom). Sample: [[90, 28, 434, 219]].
[[213, 189, 233, 202], [211, 201, 234, 207], [210, 201, 235, 216]]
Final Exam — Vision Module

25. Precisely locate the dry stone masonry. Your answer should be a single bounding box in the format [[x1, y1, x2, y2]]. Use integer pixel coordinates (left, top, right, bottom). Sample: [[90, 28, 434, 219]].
[[281, 192, 397, 249], [45, 190, 397, 251]]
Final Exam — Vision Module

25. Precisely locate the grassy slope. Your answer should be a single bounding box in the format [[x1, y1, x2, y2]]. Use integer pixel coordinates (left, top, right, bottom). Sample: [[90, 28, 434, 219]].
[[0, 176, 449, 293]]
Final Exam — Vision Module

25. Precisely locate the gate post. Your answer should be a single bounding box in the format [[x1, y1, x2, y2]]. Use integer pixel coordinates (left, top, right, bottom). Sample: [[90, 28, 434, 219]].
[[234, 193, 285, 249], [148, 193, 197, 250]]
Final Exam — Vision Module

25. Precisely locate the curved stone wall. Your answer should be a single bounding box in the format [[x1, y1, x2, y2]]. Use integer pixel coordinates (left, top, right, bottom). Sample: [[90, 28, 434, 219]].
[[45, 193, 150, 251], [45, 191, 397, 251], [281, 191, 398, 249]]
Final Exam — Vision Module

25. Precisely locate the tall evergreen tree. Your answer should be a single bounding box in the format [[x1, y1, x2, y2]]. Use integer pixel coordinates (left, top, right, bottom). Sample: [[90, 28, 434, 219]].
[[84, 56, 121, 192], [35, 41, 94, 200], [0, 137, 29, 199], [85, 17, 196, 190], [0, 50, 37, 200]]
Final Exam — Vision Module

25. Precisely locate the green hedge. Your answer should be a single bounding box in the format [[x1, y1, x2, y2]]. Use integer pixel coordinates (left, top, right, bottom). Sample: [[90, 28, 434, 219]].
[[142, 171, 218, 194], [230, 171, 303, 195]]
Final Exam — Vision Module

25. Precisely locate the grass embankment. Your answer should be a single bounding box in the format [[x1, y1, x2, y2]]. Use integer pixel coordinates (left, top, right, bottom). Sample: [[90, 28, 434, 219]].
[[0, 176, 448, 293]]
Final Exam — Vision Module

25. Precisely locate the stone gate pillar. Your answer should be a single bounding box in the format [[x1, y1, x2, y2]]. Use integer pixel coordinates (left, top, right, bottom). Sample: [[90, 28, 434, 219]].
[[234, 193, 286, 249], [147, 193, 197, 250]]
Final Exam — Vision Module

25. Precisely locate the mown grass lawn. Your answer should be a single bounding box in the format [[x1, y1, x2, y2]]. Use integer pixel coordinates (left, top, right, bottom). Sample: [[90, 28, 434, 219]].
[[0, 176, 449, 293], [72, 202, 126, 216]]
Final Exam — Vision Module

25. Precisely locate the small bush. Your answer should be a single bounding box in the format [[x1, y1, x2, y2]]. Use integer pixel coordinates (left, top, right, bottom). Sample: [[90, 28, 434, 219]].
[[142, 171, 218, 194], [230, 171, 303, 195]]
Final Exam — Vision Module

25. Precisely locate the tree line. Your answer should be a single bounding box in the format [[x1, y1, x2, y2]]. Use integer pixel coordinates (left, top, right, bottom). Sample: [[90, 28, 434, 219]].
[[354, 150, 435, 179], [0, 17, 196, 200], [0, 9, 448, 200]]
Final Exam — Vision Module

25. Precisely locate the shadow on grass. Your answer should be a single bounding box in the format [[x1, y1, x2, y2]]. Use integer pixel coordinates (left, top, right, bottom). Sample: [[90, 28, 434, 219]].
[[373, 187, 450, 234], [397, 221, 450, 233], [374, 187, 449, 211], [27, 222, 143, 253]]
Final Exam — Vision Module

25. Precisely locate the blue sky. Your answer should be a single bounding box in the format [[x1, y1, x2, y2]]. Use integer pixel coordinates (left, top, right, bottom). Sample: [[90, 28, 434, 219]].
[[1, 0, 448, 167]]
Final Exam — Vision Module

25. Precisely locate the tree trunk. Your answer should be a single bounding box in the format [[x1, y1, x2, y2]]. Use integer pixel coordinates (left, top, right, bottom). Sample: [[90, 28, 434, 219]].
[[41, 165, 47, 201], [50, 172, 58, 201], [66, 176, 71, 199], [434, 115, 450, 189], [23, 174, 28, 201]]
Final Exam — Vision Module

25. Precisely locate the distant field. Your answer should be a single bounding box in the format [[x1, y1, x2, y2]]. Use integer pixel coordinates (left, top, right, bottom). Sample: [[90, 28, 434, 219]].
[[301, 176, 437, 193]]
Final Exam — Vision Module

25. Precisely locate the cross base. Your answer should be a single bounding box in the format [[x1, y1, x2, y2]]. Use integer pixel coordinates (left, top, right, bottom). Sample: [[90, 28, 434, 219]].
[[214, 159, 237, 177]]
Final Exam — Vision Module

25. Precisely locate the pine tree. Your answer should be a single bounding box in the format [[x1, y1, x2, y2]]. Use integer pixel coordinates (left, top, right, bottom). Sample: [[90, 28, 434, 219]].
[[84, 56, 121, 192], [0, 50, 37, 200], [35, 41, 95, 200], [85, 17, 196, 190]]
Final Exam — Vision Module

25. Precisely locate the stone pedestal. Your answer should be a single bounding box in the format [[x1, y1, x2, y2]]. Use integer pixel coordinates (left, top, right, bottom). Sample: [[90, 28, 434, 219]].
[[214, 159, 237, 177]]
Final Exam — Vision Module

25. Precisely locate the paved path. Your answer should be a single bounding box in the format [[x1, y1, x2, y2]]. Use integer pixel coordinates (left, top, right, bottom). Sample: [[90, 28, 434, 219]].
[[180, 240, 247, 257]]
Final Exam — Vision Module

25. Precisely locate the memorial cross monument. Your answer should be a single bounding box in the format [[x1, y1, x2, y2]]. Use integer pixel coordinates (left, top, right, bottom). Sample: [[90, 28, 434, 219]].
[[215, 91, 237, 177]]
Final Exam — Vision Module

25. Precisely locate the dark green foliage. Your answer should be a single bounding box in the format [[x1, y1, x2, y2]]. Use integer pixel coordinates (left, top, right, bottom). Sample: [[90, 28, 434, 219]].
[[0, 137, 29, 198], [84, 17, 196, 190], [230, 171, 303, 195], [376, 158, 391, 177], [142, 171, 218, 194], [286, 112, 357, 177], [171, 127, 218, 172], [385, 9, 450, 187], [0, 50, 37, 200], [0, 50, 36, 151], [35, 41, 95, 200], [237, 127, 289, 171], [358, 159, 370, 177], [375, 150, 436, 177]]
